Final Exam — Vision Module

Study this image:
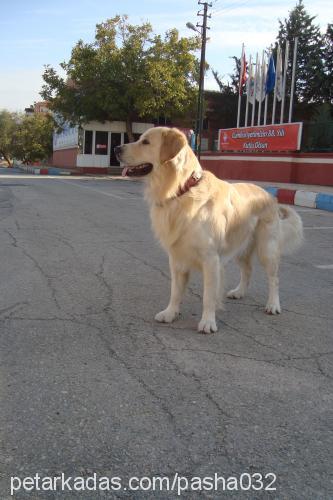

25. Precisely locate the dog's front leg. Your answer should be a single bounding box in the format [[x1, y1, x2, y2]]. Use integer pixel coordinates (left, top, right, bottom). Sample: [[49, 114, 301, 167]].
[[198, 255, 220, 333], [155, 257, 189, 324]]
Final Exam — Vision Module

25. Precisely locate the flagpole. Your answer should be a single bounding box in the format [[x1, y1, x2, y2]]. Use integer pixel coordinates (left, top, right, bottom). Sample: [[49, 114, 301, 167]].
[[280, 40, 289, 124], [245, 54, 251, 127], [272, 46, 280, 124], [263, 95, 268, 125], [288, 37, 298, 123], [263, 49, 271, 125], [237, 43, 244, 128], [251, 53, 258, 126], [257, 51, 265, 126]]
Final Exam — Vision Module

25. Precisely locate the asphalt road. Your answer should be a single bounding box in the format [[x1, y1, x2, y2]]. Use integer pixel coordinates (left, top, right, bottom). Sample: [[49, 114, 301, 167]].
[[0, 170, 332, 499]]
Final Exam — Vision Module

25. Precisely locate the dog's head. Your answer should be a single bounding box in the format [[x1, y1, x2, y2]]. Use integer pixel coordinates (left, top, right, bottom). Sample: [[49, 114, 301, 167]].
[[116, 127, 196, 176]]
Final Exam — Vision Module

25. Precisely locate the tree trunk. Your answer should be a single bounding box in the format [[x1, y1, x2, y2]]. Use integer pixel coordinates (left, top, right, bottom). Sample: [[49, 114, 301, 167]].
[[1, 151, 12, 167], [125, 117, 134, 142]]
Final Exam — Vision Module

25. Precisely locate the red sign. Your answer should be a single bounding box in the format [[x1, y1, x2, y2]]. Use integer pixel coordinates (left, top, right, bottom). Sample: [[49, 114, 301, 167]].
[[219, 123, 303, 152]]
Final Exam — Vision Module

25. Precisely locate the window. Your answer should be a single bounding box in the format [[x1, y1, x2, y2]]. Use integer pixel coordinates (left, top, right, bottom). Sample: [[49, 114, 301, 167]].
[[95, 131, 108, 155], [84, 130, 93, 154]]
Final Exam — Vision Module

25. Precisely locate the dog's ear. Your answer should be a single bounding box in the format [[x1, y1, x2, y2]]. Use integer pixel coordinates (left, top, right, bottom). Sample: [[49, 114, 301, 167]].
[[160, 128, 188, 168]]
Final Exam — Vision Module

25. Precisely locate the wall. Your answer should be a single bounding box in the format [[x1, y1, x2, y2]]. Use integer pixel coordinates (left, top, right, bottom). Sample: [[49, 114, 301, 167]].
[[201, 152, 333, 187], [52, 148, 78, 168]]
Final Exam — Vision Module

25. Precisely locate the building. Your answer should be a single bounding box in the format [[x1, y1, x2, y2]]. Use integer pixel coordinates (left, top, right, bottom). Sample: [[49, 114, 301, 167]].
[[25, 101, 50, 115], [52, 120, 154, 171], [34, 101, 49, 114]]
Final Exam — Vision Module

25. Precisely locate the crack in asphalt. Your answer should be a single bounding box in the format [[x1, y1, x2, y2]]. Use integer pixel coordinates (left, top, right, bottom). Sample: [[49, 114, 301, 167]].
[[4, 228, 62, 312]]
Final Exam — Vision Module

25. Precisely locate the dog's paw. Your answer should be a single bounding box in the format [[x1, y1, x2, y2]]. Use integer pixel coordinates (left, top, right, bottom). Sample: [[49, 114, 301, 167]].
[[155, 308, 179, 323], [227, 288, 244, 299], [198, 318, 218, 334], [265, 302, 281, 315]]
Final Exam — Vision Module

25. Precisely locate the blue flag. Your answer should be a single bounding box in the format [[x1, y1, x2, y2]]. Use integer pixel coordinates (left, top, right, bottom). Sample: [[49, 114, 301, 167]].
[[265, 55, 276, 94]]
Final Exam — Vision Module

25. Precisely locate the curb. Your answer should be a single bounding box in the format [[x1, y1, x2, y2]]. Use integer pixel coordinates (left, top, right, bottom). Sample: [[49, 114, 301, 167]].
[[18, 165, 82, 176], [17, 165, 112, 176], [264, 186, 333, 213]]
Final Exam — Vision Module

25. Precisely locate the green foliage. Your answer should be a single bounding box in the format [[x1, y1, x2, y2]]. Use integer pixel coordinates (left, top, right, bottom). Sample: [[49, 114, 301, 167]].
[[41, 15, 201, 138], [0, 110, 17, 166], [0, 110, 54, 165], [13, 114, 54, 163], [277, 0, 325, 103], [211, 68, 236, 95], [322, 24, 333, 103]]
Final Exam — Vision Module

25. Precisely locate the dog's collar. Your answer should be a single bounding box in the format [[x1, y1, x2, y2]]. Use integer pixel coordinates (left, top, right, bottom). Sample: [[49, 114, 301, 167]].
[[154, 171, 202, 208], [176, 171, 202, 197]]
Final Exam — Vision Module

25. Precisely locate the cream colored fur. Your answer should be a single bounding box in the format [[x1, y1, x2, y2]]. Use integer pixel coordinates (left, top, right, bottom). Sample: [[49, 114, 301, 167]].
[[120, 127, 303, 333]]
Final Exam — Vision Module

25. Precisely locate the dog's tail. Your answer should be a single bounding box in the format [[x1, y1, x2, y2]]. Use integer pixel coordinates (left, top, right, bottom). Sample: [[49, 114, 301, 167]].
[[278, 205, 304, 255]]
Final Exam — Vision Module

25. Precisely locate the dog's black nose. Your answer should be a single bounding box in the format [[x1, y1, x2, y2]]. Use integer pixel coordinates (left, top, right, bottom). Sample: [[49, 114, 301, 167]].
[[114, 145, 122, 156]]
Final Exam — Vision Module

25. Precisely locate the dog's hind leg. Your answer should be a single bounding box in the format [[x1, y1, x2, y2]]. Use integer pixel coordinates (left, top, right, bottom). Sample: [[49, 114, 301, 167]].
[[227, 240, 255, 299], [256, 222, 281, 314], [155, 257, 189, 323], [198, 254, 220, 334]]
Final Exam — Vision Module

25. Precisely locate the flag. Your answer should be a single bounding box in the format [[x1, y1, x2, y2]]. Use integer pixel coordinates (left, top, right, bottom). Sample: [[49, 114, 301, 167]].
[[239, 50, 247, 95], [276, 47, 283, 101], [265, 54, 276, 94], [255, 61, 266, 102], [247, 62, 255, 105]]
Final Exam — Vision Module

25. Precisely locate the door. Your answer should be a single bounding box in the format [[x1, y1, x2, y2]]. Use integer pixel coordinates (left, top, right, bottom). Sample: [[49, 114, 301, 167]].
[[110, 133, 121, 166]]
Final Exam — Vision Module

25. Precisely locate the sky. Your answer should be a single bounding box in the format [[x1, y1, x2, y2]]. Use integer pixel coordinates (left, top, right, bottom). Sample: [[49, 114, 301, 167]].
[[0, 0, 331, 111]]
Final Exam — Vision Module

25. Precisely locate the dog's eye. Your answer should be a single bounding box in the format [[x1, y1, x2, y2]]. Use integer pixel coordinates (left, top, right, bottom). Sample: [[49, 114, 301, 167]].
[[142, 139, 150, 145]]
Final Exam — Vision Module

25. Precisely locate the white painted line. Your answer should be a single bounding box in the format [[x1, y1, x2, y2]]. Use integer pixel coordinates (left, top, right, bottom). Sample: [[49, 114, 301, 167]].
[[304, 226, 333, 230], [56, 179, 126, 199], [55, 176, 143, 201], [294, 208, 317, 213], [315, 264, 333, 269]]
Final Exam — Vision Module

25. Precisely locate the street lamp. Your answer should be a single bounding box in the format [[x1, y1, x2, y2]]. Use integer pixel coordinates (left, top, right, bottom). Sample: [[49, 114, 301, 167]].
[[186, 22, 198, 33]]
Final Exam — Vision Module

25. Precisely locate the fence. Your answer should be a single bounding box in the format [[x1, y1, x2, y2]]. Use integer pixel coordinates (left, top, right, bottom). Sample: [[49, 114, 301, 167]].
[[301, 121, 333, 152]]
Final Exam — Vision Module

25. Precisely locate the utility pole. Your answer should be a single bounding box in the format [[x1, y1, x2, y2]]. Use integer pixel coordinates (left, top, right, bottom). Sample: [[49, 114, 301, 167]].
[[195, 1, 212, 161]]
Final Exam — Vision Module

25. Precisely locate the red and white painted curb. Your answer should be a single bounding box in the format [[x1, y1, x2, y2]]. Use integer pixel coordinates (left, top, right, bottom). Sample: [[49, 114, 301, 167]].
[[18, 165, 81, 176], [265, 187, 333, 212], [18, 165, 109, 176]]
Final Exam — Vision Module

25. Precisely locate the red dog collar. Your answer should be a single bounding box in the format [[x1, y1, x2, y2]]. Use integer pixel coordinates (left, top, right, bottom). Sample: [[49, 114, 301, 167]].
[[176, 171, 202, 197]]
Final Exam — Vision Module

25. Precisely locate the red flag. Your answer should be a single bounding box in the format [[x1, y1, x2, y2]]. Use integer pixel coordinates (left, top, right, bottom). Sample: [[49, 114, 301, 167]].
[[240, 51, 247, 95]]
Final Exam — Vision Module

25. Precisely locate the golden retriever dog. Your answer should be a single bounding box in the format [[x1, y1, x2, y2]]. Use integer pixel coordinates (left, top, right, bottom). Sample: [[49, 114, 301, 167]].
[[116, 127, 303, 333]]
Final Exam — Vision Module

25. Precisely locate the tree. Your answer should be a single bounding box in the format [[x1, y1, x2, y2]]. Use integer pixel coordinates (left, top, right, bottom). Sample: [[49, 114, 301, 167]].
[[41, 15, 200, 141], [0, 111, 54, 165], [0, 110, 17, 166], [211, 68, 236, 95], [323, 24, 333, 103], [12, 114, 54, 164], [277, 0, 325, 103]]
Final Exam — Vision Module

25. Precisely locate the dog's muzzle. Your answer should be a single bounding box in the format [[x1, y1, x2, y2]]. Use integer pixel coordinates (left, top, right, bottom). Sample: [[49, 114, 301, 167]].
[[114, 145, 153, 177]]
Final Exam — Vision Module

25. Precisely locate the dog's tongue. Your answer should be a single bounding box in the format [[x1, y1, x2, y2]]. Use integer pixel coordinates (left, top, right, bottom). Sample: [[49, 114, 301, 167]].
[[122, 166, 129, 177]]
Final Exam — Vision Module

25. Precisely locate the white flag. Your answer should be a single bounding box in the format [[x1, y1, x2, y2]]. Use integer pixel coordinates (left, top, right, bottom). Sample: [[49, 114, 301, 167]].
[[255, 62, 261, 101], [276, 47, 283, 102], [256, 60, 266, 102], [247, 62, 255, 105]]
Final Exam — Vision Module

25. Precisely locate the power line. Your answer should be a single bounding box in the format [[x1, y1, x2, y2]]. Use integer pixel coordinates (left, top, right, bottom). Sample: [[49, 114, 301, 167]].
[[212, 0, 251, 17]]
